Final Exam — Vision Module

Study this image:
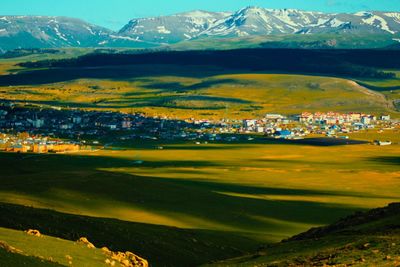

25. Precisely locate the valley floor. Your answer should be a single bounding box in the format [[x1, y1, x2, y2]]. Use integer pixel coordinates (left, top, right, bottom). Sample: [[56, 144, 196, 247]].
[[0, 138, 399, 266]]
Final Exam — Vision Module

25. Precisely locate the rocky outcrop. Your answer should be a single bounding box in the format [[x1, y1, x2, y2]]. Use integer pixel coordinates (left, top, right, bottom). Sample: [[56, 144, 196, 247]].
[[76, 237, 148, 267], [25, 229, 41, 237], [76, 237, 96, 249], [102, 247, 148, 267]]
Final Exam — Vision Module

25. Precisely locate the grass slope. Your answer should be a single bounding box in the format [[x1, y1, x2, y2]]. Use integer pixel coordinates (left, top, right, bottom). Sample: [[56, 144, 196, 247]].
[[0, 72, 395, 119], [356, 70, 400, 112], [0, 246, 63, 267], [207, 202, 400, 266], [0, 202, 258, 267], [0, 228, 113, 267], [0, 48, 94, 75], [0, 227, 111, 266], [0, 139, 399, 265]]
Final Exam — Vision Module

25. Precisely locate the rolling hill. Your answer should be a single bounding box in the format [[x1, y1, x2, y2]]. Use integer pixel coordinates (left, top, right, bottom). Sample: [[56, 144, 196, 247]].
[[0, 72, 396, 119], [207, 203, 400, 266], [1, 48, 398, 119], [0, 226, 148, 267]]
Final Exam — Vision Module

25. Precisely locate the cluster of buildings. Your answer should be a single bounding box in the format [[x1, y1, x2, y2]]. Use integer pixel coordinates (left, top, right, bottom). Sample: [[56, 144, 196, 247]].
[[0, 101, 398, 148], [297, 112, 390, 127], [0, 133, 80, 153], [242, 112, 397, 140], [0, 101, 220, 143]]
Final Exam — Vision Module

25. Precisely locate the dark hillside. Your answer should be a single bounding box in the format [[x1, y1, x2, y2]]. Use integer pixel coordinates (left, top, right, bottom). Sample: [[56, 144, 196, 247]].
[[208, 203, 400, 266], [18, 49, 399, 79]]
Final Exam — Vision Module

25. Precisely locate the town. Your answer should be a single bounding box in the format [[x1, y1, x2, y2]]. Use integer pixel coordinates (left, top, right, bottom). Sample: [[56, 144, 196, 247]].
[[0, 100, 398, 153]]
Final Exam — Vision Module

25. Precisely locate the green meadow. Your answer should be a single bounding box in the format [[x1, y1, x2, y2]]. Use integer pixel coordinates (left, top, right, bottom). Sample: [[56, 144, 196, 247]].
[[0, 72, 397, 119], [0, 50, 399, 265], [0, 48, 399, 119], [0, 139, 399, 265]]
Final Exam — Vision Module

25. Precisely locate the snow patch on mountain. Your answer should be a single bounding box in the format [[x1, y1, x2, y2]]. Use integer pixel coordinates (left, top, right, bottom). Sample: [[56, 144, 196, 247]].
[[268, 9, 300, 27], [157, 26, 171, 34], [110, 35, 139, 41], [85, 26, 95, 35], [329, 18, 345, 27], [354, 11, 371, 17], [362, 14, 395, 34], [53, 26, 68, 42], [384, 13, 400, 24]]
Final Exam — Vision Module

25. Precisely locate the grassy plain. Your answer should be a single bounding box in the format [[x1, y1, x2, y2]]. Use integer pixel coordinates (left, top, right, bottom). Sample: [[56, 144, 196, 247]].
[[0, 51, 399, 266], [0, 140, 399, 241], [0, 49, 399, 119], [0, 71, 396, 119]]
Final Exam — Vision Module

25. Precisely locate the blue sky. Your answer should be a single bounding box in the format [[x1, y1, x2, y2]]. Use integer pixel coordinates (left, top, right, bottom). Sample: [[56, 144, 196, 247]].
[[2, 0, 400, 30]]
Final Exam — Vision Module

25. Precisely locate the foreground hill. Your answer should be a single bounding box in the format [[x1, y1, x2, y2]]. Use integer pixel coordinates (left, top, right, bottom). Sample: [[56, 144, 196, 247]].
[[207, 203, 400, 266], [0, 227, 148, 266], [1, 202, 398, 266], [0, 202, 258, 267], [0, 139, 399, 265]]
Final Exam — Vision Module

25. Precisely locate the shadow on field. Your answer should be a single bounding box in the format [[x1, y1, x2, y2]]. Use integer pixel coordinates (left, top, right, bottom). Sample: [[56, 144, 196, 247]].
[[140, 78, 256, 92], [0, 152, 372, 228], [113, 137, 369, 150], [356, 81, 400, 92], [0, 65, 230, 86], [6, 94, 249, 110], [367, 156, 400, 166], [0, 152, 390, 266], [262, 137, 368, 146]]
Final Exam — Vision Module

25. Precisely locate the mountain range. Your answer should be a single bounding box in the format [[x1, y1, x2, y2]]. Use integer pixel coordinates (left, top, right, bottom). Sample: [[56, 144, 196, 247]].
[[1, 7, 400, 51]]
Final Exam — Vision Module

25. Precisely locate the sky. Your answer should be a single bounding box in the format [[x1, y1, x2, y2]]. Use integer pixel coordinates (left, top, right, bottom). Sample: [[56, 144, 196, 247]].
[[2, 0, 400, 30]]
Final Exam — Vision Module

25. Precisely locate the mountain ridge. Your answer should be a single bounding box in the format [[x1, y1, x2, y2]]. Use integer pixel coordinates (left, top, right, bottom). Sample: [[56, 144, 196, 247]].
[[1, 7, 400, 51], [119, 7, 400, 43]]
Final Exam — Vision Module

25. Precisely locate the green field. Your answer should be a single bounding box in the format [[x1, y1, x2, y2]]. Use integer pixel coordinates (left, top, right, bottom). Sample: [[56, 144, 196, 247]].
[[0, 71, 397, 119], [0, 138, 399, 265], [0, 50, 399, 266], [1, 48, 399, 119]]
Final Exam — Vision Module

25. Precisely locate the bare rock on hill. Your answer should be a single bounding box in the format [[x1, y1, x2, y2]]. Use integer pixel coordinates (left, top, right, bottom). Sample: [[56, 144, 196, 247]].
[[76, 237, 95, 249], [106, 250, 148, 267], [100, 244, 148, 266], [25, 229, 41, 237], [0, 240, 23, 254]]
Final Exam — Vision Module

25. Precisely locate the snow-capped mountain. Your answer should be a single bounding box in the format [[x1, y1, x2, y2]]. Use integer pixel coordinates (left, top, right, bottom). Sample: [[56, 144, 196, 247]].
[[200, 7, 327, 37], [1, 7, 400, 51], [0, 16, 153, 51], [121, 7, 400, 42], [119, 10, 230, 43]]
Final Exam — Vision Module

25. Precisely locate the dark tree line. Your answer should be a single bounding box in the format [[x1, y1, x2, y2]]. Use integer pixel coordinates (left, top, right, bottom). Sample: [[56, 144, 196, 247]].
[[17, 48, 399, 79]]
